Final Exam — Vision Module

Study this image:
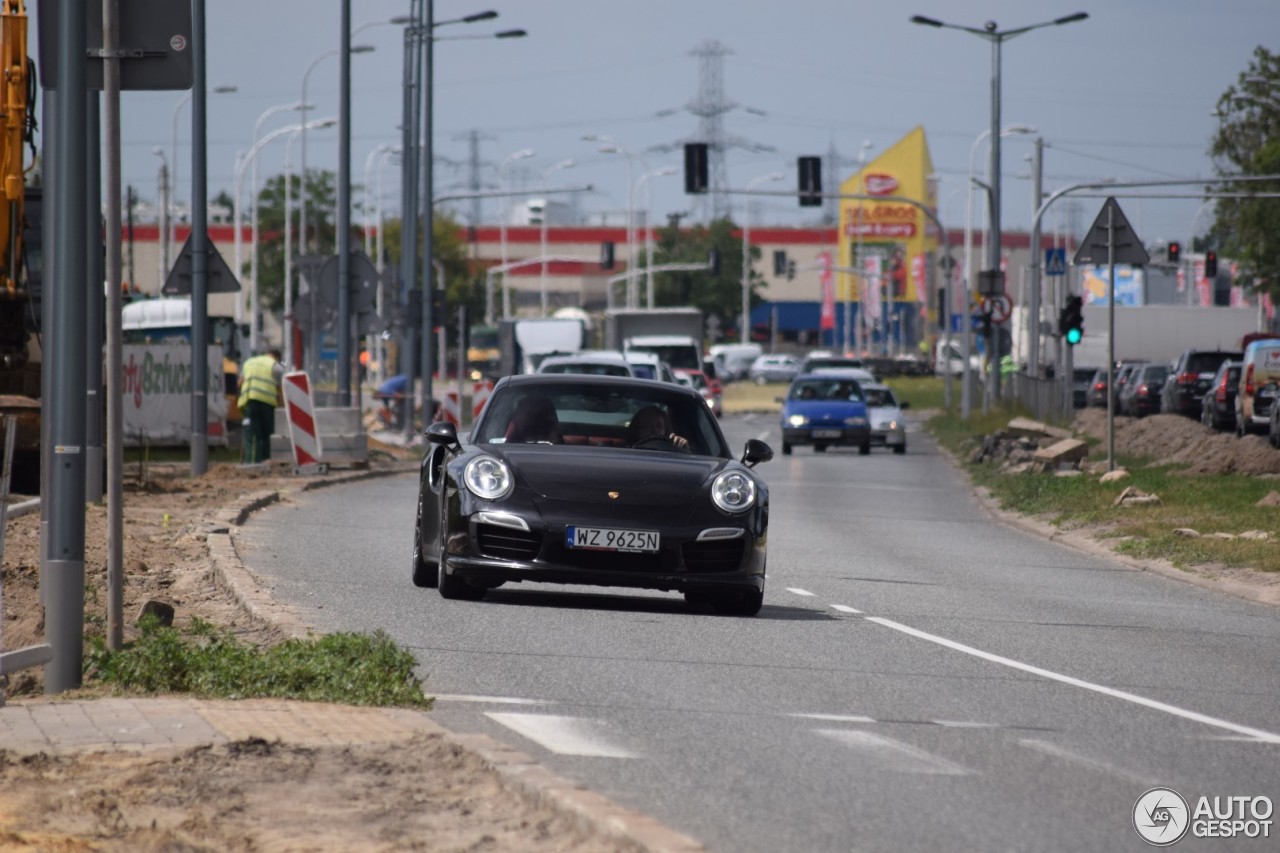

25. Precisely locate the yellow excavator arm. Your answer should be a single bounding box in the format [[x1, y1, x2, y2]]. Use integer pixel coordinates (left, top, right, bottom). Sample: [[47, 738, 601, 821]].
[[0, 0, 27, 295]]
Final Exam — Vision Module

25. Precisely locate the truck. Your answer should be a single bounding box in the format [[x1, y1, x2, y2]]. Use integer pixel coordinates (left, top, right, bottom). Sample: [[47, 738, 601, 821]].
[[497, 317, 586, 376], [604, 307, 705, 374]]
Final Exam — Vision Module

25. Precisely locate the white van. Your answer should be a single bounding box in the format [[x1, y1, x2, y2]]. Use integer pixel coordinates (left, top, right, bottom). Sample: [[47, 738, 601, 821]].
[[1236, 338, 1280, 434], [934, 339, 983, 376]]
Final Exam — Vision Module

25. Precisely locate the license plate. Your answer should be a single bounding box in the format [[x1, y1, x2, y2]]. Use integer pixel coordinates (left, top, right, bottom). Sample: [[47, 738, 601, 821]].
[[812, 428, 842, 438], [566, 526, 659, 553]]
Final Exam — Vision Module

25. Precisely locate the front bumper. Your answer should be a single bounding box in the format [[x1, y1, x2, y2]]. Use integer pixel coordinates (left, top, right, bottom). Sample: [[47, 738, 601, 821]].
[[869, 424, 905, 446], [782, 425, 871, 448]]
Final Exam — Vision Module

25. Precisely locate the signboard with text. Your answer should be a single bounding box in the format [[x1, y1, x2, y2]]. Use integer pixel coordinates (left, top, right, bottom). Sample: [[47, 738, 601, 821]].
[[121, 344, 228, 446]]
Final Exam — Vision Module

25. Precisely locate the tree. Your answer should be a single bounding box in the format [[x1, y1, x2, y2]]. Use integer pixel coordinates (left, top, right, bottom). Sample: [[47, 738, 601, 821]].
[[252, 168, 341, 315], [649, 217, 762, 342], [1209, 46, 1280, 295]]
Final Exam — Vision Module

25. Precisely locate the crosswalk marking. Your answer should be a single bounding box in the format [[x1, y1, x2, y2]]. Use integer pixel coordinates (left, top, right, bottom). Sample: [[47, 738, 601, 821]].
[[486, 713, 637, 758]]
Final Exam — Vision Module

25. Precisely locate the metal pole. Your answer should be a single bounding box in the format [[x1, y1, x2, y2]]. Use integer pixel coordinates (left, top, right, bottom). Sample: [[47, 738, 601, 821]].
[[190, 0, 209, 475], [987, 34, 1003, 403], [1106, 203, 1116, 472], [102, 0, 123, 650], [46, 0, 89, 694], [420, 0, 435, 418], [156, 156, 168, 285], [337, 0, 353, 405], [741, 196, 750, 344], [1028, 136, 1043, 382], [84, 94, 103, 504], [401, 9, 421, 439]]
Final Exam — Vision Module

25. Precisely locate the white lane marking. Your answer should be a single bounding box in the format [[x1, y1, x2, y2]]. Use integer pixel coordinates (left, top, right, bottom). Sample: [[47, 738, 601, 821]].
[[790, 713, 876, 724], [1019, 738, 1158, 787], [817, 729, 970, 775], [786, 587, 815, 597], [485, 713, 637, 758], [432, 694, 547, 705], [831, 604, 862, 614], [933, 720, 997, 729], [867, 617, 1280, 745]]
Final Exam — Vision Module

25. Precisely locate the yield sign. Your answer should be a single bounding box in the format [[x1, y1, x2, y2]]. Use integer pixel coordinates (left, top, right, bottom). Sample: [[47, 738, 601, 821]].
[[1072, 197, 1150, 267]]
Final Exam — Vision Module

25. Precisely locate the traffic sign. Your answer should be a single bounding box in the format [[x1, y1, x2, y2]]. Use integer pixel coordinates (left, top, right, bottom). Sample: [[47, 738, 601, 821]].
[[987, 294, 1013, 325], [1045, 247, 1067, 277], [1073, 197, 1150, 267], [318, 253, 378, 314], [161, 234, 241, 295]]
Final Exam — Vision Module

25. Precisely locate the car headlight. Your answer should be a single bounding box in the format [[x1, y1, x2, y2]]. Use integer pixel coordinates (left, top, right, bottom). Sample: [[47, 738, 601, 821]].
[[463, 456, 513, 500], [787, 413, 808, 427], [711, 470, 756, 514], [844, 416, 868, 427]]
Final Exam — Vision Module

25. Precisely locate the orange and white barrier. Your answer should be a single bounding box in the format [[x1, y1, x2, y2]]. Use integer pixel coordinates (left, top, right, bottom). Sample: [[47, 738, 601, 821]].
[[282, 371, 325, 471], [439, 389, 462, 426], [472, 380, 494, 421]]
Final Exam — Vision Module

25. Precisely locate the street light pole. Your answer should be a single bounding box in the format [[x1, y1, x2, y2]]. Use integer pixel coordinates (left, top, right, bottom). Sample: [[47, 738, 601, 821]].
[[540, 158, 575, 316], [498, 147, 534, 319], [587, 135, 647, 308], [742, 172, 784, 344], [169, 84, 235, 268], [152, 147, 169, 286], [849, 140, 872, 356], [637, 165, 677, 308], [911, 10, 1088, 404]]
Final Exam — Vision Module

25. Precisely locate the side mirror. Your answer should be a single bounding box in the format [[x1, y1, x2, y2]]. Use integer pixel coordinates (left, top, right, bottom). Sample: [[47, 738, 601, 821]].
[[899, 400, 910, 410], [425, 421, 459, 447], [741, 438, 773, 468]]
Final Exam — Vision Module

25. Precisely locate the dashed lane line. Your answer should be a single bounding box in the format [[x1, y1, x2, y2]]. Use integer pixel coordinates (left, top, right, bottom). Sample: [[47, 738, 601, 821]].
[[485, 713, 639, 759]]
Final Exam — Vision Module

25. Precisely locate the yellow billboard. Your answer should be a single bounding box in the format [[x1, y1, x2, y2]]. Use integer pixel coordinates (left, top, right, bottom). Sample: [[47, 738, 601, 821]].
[[837, 125, 938, 304]]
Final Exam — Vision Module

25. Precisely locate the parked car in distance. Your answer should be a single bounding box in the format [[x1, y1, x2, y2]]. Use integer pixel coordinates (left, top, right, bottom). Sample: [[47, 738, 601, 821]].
[[1162, 349, 1241, 418], [861, 383, 908, 454], [709, 343, 764, 383], [1121, 363, 1169, 418], [778, 373, 871, 455], [625, 351, 677, 383], [749, 353, 802, 384], [1201, 360, 1241, 432], [799, 353, 865, 374], [1237, 338, 1280, 435], [1111, 361, 1148, 409], [537, 350, 634, 378], [1086, 367, 1110, 408], [1073, 366, 1099, 409], [411, 374, 772, 615]]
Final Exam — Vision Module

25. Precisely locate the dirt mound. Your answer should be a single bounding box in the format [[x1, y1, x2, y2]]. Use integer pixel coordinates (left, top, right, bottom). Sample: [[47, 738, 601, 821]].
[[1071, 409, 1280, 476]]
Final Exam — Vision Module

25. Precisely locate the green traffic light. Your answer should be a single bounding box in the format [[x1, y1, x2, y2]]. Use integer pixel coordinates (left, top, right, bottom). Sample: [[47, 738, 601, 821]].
[[1066, 328, 1083, 345]]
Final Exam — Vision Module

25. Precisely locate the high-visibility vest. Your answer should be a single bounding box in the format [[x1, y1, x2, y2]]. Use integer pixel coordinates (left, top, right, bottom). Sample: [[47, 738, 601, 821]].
[[238, 355, 280, 408]]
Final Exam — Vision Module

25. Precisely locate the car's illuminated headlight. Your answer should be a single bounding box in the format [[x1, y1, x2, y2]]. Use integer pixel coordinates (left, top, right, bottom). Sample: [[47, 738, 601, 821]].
[[711, 470, 756, 513], [787, 413, 808, 427], [844, 416, 869, 427], [464, 456, 513, 500]]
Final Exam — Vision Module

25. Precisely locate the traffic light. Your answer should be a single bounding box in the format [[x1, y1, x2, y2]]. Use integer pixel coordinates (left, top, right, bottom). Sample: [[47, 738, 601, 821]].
[[773, 250, 788, 276], [786, 260, 796, 281], [601, 241, 615, 269], [798, 156, 822, 207], [708, 248, 721, 275], [1204, 250, 1218, 278], [1059, 295, 1084, 346], [684, 143, 709, 194], [431, 289, 445, 330], [1167, 241, 1181, 264]]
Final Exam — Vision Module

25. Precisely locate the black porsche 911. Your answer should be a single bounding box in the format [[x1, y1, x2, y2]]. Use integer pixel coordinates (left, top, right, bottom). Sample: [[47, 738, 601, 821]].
[[411, 374, 773, 615]]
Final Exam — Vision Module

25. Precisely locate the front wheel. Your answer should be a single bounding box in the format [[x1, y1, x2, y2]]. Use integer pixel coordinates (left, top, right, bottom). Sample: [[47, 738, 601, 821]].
[[710, 587, 763, 617], [438, 558, 486, 601], [859, 441, 871, 456], [781, 441, 792, 455], [411, 496, 437, 588], [892, 442, 906, 455], [813, 444, 827, 453]]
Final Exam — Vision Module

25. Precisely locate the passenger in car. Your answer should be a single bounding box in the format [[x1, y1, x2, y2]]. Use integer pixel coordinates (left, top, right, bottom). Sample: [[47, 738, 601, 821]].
[[626, 405, 690, 452], [505, 394, 564, 444]]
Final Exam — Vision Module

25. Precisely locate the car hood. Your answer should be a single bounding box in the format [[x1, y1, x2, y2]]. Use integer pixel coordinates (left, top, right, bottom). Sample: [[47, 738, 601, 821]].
[[493, 445, 729, 506], [781, 400, 868, 422]]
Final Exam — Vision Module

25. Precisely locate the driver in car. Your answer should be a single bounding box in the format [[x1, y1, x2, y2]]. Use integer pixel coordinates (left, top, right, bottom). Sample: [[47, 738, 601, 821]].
[[626, 405, 690, 452]]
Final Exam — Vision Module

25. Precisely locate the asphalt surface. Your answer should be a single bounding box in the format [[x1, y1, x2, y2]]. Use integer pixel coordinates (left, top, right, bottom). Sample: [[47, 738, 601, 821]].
[[238, 413, 1280, 852]]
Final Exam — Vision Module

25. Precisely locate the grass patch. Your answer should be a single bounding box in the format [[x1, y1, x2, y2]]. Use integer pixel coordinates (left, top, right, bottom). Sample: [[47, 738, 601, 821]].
[[926, 407, 1280, 573], [86, 617, 432, 708], [882, 376, 949, 412]]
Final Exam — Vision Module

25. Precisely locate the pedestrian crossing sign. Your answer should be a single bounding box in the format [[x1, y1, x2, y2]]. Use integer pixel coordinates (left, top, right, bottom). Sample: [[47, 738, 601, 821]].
[[1045, 248, 1067, 277]]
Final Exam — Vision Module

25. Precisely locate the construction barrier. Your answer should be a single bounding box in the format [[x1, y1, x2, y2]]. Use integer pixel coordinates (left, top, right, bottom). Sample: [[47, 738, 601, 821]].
[[472, 380, 494, 421], [440, 389, 462, 426], [282, 371, 325, 473]]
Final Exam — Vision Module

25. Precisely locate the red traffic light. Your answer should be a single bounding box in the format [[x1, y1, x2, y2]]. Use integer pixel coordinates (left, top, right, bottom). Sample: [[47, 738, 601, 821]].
[[1205, 250, 1218, 278], [1167, 241, 1181, 263]]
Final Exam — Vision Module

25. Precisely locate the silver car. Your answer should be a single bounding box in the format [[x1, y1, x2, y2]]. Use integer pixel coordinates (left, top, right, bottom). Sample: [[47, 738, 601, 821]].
[[861, 383, 908, 454], [749, 354, 802, 384]]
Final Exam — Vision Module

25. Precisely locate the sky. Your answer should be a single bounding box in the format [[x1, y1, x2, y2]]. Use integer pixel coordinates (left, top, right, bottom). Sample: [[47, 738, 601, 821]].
[[26, 0, 1277, 248]]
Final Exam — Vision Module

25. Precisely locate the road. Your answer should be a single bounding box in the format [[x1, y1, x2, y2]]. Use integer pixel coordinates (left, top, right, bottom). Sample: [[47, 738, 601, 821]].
[[238, 413, 1280, 852]]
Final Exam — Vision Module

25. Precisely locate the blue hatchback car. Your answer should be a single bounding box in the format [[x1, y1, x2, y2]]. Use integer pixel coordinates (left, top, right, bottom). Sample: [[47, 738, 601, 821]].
[[779, 373, 872, 455]]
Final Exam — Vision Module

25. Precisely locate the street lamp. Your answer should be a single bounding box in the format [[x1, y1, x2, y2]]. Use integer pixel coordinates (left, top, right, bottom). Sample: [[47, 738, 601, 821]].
[[363, 142, 396, 259], [588, 135, 648, 307], [742, 171, 784, 344], [636, 165, 677, 308], [235, 117, 336, 353], [248, 101, 310, 330], [281, 118, 339, 370], [498, 148, 535, 316], [912, 11, 1088, 398], [169, 84, 236, 265], [540, 158, 575, 316], [848, 140, 872, 356], [298, 44, 374, 259]]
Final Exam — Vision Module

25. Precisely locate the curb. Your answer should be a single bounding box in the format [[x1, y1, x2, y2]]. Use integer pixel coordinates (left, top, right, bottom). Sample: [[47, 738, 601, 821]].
[[930, 427, 1280, 608], [208, 464, 706, 853]]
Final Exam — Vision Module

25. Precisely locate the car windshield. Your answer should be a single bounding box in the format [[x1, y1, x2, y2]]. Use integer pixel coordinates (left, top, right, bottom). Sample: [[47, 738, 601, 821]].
[[541, 362, 631, 377], [789, 378, 864, 402], [863, 388, 897, 408], [803, 356, 862, 372], [473, 382, 729, 457]]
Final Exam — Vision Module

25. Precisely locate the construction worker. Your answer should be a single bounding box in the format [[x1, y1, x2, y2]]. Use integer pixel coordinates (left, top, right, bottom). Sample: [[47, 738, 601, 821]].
[[238, 349, 284, 464]]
